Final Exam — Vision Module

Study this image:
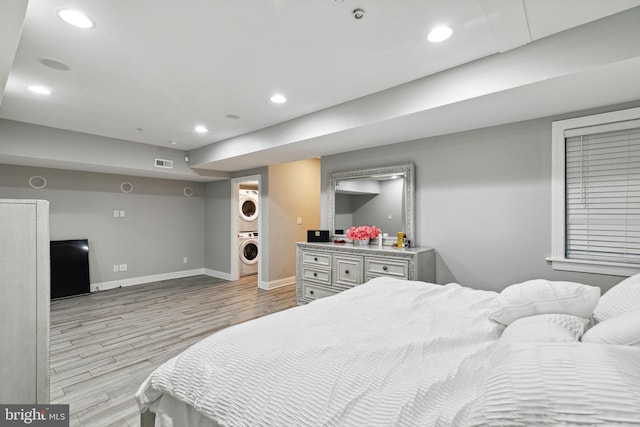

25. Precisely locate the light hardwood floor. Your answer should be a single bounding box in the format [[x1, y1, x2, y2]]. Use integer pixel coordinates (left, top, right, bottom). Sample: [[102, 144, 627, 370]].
[[49, 275, 296, 426]]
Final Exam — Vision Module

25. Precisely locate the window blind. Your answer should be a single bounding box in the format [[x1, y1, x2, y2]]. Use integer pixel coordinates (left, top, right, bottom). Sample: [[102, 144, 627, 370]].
[[565, 126, 640, 263]]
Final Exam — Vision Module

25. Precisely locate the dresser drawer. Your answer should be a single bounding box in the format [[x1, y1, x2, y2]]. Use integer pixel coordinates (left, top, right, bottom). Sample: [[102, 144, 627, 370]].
[[333, 254, 363, 290], [296, 242, 435, 305], [303, 284, 336, 300], [302, 251, 331, 268], [365, 257, 409, 279], [301, 266, 331, 285]]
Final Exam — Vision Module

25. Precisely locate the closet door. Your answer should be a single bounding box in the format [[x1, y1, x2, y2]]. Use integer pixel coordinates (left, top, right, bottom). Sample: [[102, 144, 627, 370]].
[[0, 200, 50, 403]]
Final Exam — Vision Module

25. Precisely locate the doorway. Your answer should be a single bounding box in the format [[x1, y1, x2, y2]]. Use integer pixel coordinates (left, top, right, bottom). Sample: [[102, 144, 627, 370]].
[[231, 175, 261, 286]]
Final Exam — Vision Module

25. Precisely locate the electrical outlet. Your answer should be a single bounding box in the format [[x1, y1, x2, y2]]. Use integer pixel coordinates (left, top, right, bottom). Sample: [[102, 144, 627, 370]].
[[120, 210, 125, 217], [183, 257, 188, 264], [119, 264, 127, 272], [296, 217, 302, 225], [113, 210, 120, 218], [113, 265, 119, 272]]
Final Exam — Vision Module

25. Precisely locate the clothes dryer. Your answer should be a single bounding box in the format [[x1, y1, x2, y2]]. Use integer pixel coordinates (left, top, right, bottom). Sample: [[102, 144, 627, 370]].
[[239, 189, 258, 232]]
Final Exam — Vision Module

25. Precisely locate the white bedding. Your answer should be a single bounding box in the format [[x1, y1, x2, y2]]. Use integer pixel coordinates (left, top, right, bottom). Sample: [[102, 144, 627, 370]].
[[136, 277, 504, 426]]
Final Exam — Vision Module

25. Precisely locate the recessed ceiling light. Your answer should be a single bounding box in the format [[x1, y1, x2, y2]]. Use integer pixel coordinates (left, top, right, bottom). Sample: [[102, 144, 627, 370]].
[[57, 9, 95, 29], [226, 114, 240, 120], [28, 85, 52, 95], [170, 140, 179, 145], [194, 125, 208, 133], [270, 94, 287, 104], [427, 25, 452, 43]]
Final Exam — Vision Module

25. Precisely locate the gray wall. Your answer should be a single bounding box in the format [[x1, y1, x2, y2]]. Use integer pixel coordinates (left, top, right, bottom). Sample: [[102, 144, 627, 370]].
[[0, 164, 205, 286], [204, 179, 232, 275], [321, 102, 640, 293]]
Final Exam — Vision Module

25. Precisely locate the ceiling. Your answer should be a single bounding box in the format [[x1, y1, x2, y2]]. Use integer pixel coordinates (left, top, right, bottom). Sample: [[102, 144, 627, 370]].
[[1, 0, 640, 180]]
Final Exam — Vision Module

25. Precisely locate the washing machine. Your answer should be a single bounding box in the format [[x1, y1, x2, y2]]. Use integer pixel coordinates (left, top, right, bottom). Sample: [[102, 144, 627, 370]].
[[239, 189, 259, 232], [238, 231, 258, 276]]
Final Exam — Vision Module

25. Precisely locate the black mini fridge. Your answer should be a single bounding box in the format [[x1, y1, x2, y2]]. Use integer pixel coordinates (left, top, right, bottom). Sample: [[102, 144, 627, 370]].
[[50, 239, 90, 299]]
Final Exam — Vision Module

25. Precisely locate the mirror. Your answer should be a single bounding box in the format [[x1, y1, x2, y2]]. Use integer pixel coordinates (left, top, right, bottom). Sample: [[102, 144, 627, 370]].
[[328, 163, 415, 244]]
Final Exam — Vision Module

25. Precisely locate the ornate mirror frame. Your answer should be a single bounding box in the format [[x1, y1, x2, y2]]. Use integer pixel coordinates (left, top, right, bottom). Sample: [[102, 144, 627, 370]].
[[327, 163, 415, 244]]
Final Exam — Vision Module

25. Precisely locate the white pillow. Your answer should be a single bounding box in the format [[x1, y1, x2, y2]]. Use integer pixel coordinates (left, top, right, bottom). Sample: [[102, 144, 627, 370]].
[[515, 313, 589, 336], [582, 309, 640, 346], [465, 343, 640, 426], [489, 279, 600, 325], [497, 314, 587, 348], [594, 273, 640, 322]]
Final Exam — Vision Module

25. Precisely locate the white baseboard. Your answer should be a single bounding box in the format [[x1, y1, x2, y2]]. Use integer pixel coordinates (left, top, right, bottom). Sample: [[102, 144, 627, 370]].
[[92, 269, 207, 292], [258, 276, 295, 290], [91, 269, 287, 292], [202, 268, 234, 281]]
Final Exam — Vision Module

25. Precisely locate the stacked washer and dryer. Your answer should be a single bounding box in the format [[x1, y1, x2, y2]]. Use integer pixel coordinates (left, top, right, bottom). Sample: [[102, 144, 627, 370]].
[[238, 188, 259, 276]]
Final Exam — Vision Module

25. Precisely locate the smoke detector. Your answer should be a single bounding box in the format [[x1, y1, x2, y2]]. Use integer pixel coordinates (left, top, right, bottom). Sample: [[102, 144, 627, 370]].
[[352, 8, 364, 20]]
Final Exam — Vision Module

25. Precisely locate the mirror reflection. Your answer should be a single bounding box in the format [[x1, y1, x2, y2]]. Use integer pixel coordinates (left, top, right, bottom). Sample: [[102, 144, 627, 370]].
[[328, 163, 415, 243], [334, 174, 405, 234]]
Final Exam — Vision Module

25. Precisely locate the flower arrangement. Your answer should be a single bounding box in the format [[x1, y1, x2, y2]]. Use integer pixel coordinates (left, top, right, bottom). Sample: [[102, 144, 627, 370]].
[[346, 225, 381, 241]]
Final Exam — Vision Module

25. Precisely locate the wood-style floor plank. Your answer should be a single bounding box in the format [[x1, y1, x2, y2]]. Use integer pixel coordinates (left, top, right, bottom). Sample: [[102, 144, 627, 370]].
[[49, 274, 296, 427]]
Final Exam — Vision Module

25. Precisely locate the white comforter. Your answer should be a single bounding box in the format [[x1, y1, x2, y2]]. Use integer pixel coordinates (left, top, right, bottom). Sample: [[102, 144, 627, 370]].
[[136, 277, 504, 426]]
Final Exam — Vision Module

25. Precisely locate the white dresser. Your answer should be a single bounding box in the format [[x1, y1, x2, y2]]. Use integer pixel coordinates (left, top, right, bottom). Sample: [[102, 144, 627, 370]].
[[296, 242, 435, 305], [0, 199, 50, 403]]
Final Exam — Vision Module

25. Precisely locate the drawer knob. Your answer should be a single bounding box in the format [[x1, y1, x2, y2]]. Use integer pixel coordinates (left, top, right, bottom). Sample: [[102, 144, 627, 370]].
[[382, 266, 388, 271], [314, 257, 318, 261], [345, 269, 350, 274], [313, 272, 318, 277], [310, 290, 315, 295]]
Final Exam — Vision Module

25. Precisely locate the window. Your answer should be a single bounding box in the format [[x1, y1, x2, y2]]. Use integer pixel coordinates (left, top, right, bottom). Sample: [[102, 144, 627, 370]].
[[549, 107, 640, 276]]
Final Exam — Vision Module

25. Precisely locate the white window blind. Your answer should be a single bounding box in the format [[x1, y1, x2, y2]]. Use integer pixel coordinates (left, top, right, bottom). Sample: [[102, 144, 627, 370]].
[[565, 126, 640, 264]]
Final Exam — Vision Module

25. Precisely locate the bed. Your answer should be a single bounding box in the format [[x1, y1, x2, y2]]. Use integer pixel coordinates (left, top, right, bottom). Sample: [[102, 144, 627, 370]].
[[136, 275, 640, 426]]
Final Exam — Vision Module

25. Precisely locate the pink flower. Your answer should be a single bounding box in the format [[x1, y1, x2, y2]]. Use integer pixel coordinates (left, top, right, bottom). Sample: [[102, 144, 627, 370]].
[[346, 225, 381, 240]]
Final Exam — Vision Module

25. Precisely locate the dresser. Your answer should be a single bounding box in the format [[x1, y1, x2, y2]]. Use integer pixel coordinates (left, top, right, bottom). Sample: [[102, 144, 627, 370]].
[[296, 242, 435, 305], [0, 199, 50, 403]]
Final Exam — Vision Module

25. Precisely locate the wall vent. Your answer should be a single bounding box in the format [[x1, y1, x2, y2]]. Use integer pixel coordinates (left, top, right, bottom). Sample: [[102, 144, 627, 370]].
[[154, 158, 174, 169]]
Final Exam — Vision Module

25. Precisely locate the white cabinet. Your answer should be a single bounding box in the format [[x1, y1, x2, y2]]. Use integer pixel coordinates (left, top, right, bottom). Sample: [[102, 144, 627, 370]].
[[0, 199, 50, 403], [296, 242, 434, 305]]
